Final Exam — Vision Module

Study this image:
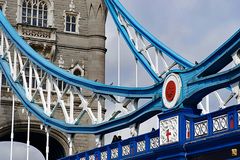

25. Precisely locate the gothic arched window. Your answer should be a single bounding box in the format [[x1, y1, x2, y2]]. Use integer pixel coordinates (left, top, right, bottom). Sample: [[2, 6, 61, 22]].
[[63, 0, 80, 34], [66, 14, 76, 32], [71, 64, 84, 77], [73, 68, 81, 76], [22, 0, 48, 27]]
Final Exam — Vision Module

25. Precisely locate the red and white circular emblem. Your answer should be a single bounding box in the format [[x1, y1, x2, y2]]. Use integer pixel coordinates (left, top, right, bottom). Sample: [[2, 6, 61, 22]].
[[165, 80, 176, 102], [162, 73, 182, 109]]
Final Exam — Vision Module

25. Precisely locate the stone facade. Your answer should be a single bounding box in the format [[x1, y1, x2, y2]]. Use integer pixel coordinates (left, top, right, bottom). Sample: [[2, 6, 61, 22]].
[[0, 0, 106, 159]]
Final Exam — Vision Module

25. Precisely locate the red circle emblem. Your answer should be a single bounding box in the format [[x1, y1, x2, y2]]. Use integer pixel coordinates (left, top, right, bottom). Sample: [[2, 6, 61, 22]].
[[165, 80, 176, 102]]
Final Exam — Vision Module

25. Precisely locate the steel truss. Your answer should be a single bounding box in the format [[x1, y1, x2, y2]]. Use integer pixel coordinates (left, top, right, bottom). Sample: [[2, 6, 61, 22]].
[[0, 0, 239, 159]]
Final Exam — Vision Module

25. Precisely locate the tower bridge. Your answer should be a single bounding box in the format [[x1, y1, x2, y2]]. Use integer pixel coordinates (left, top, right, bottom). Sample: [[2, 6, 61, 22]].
[[61, 105, 240, 160], [0, 0, 239, 160]]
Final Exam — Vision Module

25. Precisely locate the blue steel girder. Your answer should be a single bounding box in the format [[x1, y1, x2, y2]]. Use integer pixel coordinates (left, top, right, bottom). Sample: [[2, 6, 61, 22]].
[[106, 0, 194, 82], [178, 29, 240, 107], [0, 57, 163, 134], [0, 0, 196, 135], [0, 11, 160, 98], [0, 0, 239, 137], [181, 64, 240, 107], [0, 10, 165, 135], [194, 29, 240, 77]]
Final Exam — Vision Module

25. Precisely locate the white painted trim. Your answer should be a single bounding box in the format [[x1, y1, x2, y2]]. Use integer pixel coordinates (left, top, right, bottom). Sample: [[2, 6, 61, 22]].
[[162, 73, 182, 109]]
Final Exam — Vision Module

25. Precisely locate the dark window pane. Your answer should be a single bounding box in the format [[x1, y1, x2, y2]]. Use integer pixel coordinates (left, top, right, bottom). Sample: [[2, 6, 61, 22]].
[[38, 19, 42, 27], [72, 24, 76, 32], [22, 8, 26, 16], [39, 4, 42, 10], [44, 11, 47, 19], [66, 23, 70, 31], [22, 17, 26, 23], [0, 6, 2, 11], [33, 18, 37, 26], [23, 1, 26, 7], [39, 10, 42, 18], [43, 20, 47, 27], [73, 69, 81, 76], [27, 8, 31, 16], [44, 5, 47, 11], [27, 17, 31, 24], [33, 4, 37, 9], [33, 9, 37, 17], [72, 16, 76, 23], [66, 15, 70, 22]]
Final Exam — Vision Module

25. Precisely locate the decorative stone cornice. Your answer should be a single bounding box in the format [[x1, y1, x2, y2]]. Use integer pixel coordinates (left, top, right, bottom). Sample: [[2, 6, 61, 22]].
[[17, 23, 57, 41]]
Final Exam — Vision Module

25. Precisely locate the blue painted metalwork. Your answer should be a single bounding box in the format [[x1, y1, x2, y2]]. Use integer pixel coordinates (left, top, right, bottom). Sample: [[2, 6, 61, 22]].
[[0, 0, 238, 159], [0, 0, 239, 145], [194, 28, 240, 77], [109, 0, 194, 68], [61, 105, 240, 160], [0, 11, 161, 98], [105, 0, 194, 82], [0, 56, 163, 134]]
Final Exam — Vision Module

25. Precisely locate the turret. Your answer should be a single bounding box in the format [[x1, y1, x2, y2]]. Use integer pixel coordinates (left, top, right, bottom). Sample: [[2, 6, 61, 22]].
[[86, 0, 107, 35]]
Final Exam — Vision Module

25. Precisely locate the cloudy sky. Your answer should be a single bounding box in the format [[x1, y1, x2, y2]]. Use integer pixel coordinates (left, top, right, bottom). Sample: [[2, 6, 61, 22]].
[[106, 0, 240, 87], [1, 0, 240, 159]]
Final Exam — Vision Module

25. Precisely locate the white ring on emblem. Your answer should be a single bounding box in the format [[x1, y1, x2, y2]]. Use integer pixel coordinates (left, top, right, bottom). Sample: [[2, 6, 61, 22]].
[[162, 73, 182, 109]]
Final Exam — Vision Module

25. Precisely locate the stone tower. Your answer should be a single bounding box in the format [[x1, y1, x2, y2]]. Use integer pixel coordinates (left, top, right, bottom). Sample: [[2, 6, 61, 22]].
[[0, 0, 106, 159]]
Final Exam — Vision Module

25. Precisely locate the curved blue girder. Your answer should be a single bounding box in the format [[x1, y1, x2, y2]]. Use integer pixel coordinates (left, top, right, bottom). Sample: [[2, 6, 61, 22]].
[[106, 0, 194, 82], [166, 28, 240, 108], [0, 57, 162, 134], [0, 11, 161, 98], [184, 65, 240, 105], [194, 29, 240, 77], [0, 0, 239, 136], [0, 9, 164, 135], [178, 29, 240, 106]]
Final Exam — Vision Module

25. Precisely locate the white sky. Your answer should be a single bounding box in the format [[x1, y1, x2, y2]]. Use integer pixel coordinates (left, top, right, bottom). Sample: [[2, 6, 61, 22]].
[[0, 142, 45, 160]]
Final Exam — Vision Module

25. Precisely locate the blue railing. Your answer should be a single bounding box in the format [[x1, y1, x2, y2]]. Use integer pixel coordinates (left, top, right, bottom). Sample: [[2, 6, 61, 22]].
[[185, 105, 240, 142], [60, 130, 159, 160], [61, 104, 240, 160]]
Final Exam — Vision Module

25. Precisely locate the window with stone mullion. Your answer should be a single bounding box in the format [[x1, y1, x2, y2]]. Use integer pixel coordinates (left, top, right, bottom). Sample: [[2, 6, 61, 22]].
[[38, 3, 43, 27], [66, 14, 77, 33], [27, 2, 31, 24], [32, 4, 37, 26], [71, 16, 76, 32], [22, 0, 48, 27], [22, 1, 27, 23], [66, 15, 71, 32], [43, 5, 48, 27]]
